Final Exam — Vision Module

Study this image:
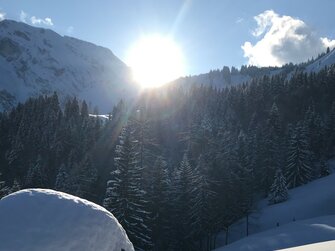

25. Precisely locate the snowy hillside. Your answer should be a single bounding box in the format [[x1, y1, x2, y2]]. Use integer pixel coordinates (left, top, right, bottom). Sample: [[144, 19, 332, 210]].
[[215, 160, 335, 250], [281, 240, 335, 251], [172, 70, 251, 89], [216, 215, 335, 251], [0, 189, 134, 251], [171, 49, 335, 89], [0, 19, 136, 112], [305, 48, 335, 73]]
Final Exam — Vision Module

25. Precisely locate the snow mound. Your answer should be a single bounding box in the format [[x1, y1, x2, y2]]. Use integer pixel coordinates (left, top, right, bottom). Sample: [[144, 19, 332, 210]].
[[0, 189, 134, 251], [216, 215, 335, 251], [280, 240, 335, 251]]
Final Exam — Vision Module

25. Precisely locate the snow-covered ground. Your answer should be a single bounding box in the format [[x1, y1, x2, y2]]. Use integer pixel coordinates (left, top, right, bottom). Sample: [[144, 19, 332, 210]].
[[215, 160, 335, 250], [0, 189, 134, 251], [216, 215, 335, 251], [280, 240, 335, 251]]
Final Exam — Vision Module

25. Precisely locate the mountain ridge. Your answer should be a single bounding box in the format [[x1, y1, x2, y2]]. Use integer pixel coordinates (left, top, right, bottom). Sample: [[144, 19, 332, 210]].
[[0, 19, 136, 112], [1, 19, 334, 112]]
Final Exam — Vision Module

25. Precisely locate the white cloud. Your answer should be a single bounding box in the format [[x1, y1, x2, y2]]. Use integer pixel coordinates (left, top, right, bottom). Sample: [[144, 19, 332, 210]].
[[20, 10, 53, 26], [0, 10, 6, 21], [242, 10, 335, 67], [20, 10, 28, 23], [31, 16, 53, 26], [66, 26, 74, 34]]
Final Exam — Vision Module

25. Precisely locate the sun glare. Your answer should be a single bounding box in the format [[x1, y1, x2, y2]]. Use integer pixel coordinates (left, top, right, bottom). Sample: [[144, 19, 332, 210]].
[[126, 35, 185, 88]]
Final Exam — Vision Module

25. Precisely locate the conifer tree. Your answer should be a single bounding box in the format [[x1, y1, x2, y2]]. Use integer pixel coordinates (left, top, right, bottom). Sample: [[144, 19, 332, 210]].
[[285, 123, 313, 188], [25, 155, 47, 188], [10, 179, 21, 193], [54, 163, 69, 192], [173, 153, 196, 250], [262, 102, 283, 192], [148, 156, 172, 251], [103, 127, 152, 251], [75, 154, 98, 200], [319, 159, 331, 177], [268, 168, 288, 205], [0, 173, 9, 199], [190, 154, 216, 250]]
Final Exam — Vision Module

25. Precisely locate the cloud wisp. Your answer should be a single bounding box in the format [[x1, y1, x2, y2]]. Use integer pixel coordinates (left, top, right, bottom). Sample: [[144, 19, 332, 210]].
[[31, 16, 53, 26], [20, 10, 53, 26], [242, 10, 335, 67], [0, 10, 6, 21]]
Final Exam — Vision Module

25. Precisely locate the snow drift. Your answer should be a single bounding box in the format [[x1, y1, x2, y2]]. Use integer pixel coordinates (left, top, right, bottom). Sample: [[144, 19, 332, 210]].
[[0, 189, 134, 251], [215, 215, 335, 251]]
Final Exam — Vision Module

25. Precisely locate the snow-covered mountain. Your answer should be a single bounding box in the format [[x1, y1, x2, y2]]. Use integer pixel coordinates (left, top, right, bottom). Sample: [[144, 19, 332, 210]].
[[305, 48, 335, 73], [0, 19, 137, 112], [171, 49, 335, 89]]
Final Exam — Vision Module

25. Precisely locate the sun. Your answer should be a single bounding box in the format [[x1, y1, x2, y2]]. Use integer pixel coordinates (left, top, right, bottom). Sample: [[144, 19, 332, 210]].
[[126, 35, 185, 88]]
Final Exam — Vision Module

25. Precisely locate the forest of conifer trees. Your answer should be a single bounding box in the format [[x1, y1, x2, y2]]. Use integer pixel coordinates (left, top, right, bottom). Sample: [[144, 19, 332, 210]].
[[1, 64, 335, 250]]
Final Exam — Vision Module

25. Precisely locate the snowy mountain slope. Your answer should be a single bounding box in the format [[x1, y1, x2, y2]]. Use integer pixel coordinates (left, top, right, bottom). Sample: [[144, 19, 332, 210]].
[[0, 19, 136, 112], [280, 240, 335, 251], [0, 189, 134, 251], [216, 160, 335, 248], [172, 70, 251, 89], [171, 49, 335, 89], [215, 215, 335, 251], [305, 48, 335, 73]]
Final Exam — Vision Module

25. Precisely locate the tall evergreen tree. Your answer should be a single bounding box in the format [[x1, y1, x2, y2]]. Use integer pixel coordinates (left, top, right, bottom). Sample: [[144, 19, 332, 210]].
[[75, 154, 98, 200], [172, 153, 197, 251], [262, 102, 283, 193], [285, 123, 313, 188], [54, 163, 70, 192], [319, 159, 331, 177], [0, 173, 9, 199], [268, 168, 288, 205], [190, 154, 216, 250], [148, 156, 172, 251], [103, 127, 152, 251], [25, 155, 47, 188]]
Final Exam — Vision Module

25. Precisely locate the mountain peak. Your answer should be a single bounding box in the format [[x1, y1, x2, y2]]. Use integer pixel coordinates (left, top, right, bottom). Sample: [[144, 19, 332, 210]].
[[0, 19, 136, 112]]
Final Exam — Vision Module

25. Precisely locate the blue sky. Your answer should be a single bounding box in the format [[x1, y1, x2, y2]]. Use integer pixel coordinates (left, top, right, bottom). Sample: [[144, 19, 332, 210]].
[[0, 0, 335, 75]]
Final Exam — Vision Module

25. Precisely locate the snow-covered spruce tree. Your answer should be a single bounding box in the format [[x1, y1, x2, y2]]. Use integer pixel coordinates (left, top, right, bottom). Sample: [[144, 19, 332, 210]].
[[190, 154, 216, 250], [303, 105, 325, 160], [319, 159, 331, 177], [103, 126, 152, 251], [54, 163, 70, 192], [147, 156, 172, 251], [262, 102, 283, 193], [10, 179, 21, 193], [268, 168, 288, 205], [325, 101, 335, 156], [25, 155, 47, 188], [0, 173, 10, 199], [172, 153, 197, 251], [285, 122, 313, 188], [75, 154, 98, 201], [233, 130, 255, 238]]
